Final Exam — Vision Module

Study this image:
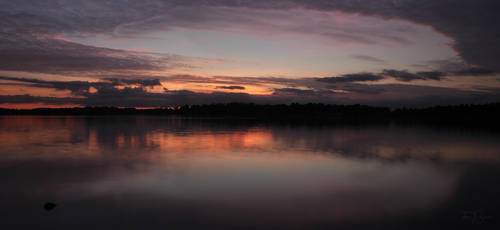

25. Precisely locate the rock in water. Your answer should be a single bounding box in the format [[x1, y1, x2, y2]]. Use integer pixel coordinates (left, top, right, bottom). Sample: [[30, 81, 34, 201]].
[[44, 202, 57, 211]]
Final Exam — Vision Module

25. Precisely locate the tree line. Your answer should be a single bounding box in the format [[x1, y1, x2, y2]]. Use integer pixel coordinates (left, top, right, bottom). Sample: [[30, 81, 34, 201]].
[[1, 103, 499, 125]]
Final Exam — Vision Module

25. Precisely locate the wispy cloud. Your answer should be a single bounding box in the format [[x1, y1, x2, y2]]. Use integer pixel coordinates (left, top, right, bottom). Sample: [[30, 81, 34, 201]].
[[382, 69, 446, 82], [216, 86, 246, 90], [452, 67, 497, 76], [0, 35, 176, 75], [351, 55, 386, 64], [318, 73, 385, 83], [0, 76, 162, 95]]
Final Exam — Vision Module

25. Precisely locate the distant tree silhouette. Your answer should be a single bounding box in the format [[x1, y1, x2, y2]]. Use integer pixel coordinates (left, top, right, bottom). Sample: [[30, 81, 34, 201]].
[[1, 103, 499, 127]]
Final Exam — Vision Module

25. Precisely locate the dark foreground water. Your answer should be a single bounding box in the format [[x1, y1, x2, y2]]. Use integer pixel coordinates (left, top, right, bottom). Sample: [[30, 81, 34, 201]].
[[1, 116, 499, 229]]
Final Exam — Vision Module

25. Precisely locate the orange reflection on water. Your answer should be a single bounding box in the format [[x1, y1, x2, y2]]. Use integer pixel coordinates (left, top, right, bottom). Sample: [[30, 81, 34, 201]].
[[0, 103, 83, 109], [147, 129, 274, 153], [0, 116, 88, 160], [2, 116, 500, 165]]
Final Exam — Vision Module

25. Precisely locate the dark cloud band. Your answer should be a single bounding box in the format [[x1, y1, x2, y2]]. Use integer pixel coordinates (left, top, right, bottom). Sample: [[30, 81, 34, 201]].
[[318, 73, 385, 83], [216, 86, 246, 90]]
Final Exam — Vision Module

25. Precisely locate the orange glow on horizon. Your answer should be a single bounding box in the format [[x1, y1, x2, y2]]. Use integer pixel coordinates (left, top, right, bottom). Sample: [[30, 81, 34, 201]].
[[163, 81, 275, 95]]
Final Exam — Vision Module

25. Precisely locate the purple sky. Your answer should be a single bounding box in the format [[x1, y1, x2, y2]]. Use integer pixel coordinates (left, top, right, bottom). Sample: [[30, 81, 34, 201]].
[[1, 0, 499, 108]]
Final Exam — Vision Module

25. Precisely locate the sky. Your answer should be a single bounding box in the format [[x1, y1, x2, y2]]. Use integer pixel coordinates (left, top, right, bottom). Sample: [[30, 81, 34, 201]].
[[0, 0, 500, 108]]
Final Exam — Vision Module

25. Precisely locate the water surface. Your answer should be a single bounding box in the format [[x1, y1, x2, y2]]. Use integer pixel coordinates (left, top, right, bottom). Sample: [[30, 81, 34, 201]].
[[1, 116, 499, 229]]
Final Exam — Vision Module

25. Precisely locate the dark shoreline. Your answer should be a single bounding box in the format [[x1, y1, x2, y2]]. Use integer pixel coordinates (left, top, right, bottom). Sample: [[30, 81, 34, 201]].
[[1, 103, 500, 129]]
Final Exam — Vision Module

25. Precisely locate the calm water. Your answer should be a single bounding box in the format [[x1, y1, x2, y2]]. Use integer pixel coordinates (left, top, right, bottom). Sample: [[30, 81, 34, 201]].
[[1, 116, 499, 229]]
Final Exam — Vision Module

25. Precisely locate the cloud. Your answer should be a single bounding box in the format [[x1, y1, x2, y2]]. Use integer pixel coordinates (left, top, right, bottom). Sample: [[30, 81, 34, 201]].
[[272, 88, 327, 96], [0, 0, 428, 77], [0, 76, 95, 94], [108, 6, 414, 46], [2, 83, 497, 108], [338, 84, 386, 95], [416, 71, 447, 80], [216, 86, 246, 90], [169, 1, 500, 71], [3, 73, 499, 108], [351, 55, 386, 64], [0, 94, 82, 105], [0, 76, 162, 95], [2, 76, 499, 108], [288, 0, 500, 71], [0, 34, 175, 75], [165, 74, 388, 96], [382, 69, 446, 82], [162, 75, 309, 89], [410, 59, 499, 78], [452, 67, 497, 76], [318, 73, 385, 83], [382, 67, 497, 81], [102, 78, 162, 87], [163, 75, 237, 85], [1, 0, 499, 77]]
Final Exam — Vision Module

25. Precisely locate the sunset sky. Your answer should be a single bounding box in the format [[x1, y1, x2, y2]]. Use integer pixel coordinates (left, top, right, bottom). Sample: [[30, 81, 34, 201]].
[[1, 0, 499, 108]]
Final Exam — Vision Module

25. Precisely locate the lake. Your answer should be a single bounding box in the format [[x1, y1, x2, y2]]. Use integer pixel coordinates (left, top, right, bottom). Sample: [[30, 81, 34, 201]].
[[1, 116, 499, 229]]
